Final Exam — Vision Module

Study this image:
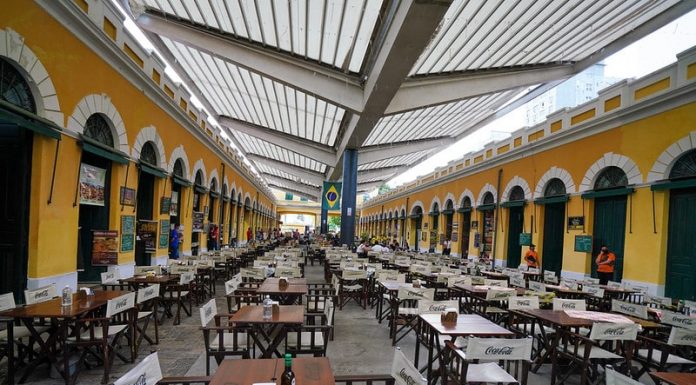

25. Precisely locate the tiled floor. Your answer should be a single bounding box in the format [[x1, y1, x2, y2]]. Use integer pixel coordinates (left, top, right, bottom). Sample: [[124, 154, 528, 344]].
[[2, 262, 656, 384]]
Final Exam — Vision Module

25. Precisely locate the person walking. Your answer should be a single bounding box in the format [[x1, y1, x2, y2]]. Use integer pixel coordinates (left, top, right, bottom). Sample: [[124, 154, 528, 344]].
[[595, 245, 616, 285], [524, 244, 539, 269], [246, 227, 252, 242], [169, 223, 180, 259], [442, 238, 452, 256]]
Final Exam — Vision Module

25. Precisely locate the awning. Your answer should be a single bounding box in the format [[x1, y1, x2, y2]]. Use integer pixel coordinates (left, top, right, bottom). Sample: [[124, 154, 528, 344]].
[[441, 209, 455, 215], [581, 187, 634, 199], [429, 210, 440, 216], [238, 200, 243, 207], [534, 195, 569, 205], [651, 178, 696, 191], [194, 184, 208, 194], [244, 204, 252, 210], [139, 162, 168, 178], [399, 214, 406, 219], [80, 137, 129, 164], [210, 191, 220, 198], [476, 204, 497, 211], [501, 200, 526, 208], [409, 213, 422, 219], [222, 195, 230, 202], [0, 100, 62, 140], [230, 197, 237, 204], [172, 175, 192, 186], [457, 207, 472, 213]]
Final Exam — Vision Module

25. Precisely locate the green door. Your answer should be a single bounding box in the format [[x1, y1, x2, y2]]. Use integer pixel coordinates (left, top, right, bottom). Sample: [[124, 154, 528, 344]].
[[591, 195, 627, 280], [542, 202, 565, 275], [506, 206, 524, 267], [460, 211, 471, 256], [666, 188, 696, 300], [77, 152, 111, 282]]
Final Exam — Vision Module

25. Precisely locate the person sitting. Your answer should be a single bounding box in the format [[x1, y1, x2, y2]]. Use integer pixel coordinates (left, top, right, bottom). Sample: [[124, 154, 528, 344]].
[[371, 242, 384, 253], [356, 241, 371, 257]]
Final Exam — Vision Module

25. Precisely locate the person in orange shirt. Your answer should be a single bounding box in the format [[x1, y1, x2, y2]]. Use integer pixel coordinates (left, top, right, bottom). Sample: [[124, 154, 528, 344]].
[[595, 244, 616, 285], [524, 244, 539, 269]]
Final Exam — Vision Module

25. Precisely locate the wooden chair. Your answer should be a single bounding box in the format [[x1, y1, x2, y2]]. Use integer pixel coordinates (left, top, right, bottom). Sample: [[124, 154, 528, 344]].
[[336, 270, 369, 310], [198, 299, 252, 375], [551, 322, 640, 385], [111, 351, 211, 385], [441, 337, 532, 385], [134, 284, 160, 355], [605, 365, 643, 385], [69, 292, 137, 384], [390, 288, 436, 345], [224, 274, 261, 313], [284, 298, 334, 357], [100, 271, 128, 291], [634, 326, 696, 379], [162, 272, 194, 325]]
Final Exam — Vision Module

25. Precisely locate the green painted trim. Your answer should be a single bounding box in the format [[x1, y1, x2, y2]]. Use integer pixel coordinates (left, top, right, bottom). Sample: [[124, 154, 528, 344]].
[[429, 210, 440, 216], [650, 178, 696, 191], [139, 162, 168, 178], [194, 184, 208, 194], [81, 140, 129, 164], [457, 207, 472, 213], [441, 209, 455, 214], [581, 187, 635, 199], [500, 200, 526, 208], [210, 191, 220, 198], [476, 204, 497, 211], [172, 175, 192, 186], [0, 102, 62, 140], [409, 214, 422, 219], [534, 195, 569, 205]]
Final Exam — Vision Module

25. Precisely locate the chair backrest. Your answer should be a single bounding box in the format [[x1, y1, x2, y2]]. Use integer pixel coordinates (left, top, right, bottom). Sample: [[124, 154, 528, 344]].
[[517, 264, 528, 271], [324, 298, 335, 326], [607, 280, 622, 288], [509, 276, 526, 288], [397, 287, 435, 301], [342, 269, 368, 280], [224, 273, 242, 295], [100, 270, 120, 284], [667, 326, 696, 347], [137, 284, 160, 305], [106, 292, 136, 318], [623, 282, 648, 293], [528, 281, 546, 293], [483, 279, 508, 287], [470, 276, 485, 285], [114, 351, 163, 385], [582, 285, 605, 298], [589, 322, 639, 341], [447, 276, 471, 288], [340, 260, 360, 270], [508, 296, 540, 310], [611, 299, 648, 319], [179, 272, 195, 285], [0, 292, 16, 312], [240, 267, 266, 280], [417, 300, 458, 315], [583, 277, 600, 285], [134, 265, 162, 275], [643, 294, 672, 307], [409, 264, 432, 275], [391, 348, 426, 385], [24, 284, 57, 305], [485, 288, 514, 301], [465, 337, 533, 361], [379, 272, 406, 283], [605, 366, 643, 385], [170, 265, 196, 274], [660, 310, 696, 330], [199, 298, 217, 327], [275, 266, 302, 278], [553, 298, 586, 311], [277, 260, 298, 268], [543, 270, 558, 283], [560, 279, 578, 290]]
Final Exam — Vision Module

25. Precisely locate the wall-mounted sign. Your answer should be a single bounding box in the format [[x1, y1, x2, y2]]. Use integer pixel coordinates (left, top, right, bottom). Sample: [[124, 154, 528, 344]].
[[92, 230, 118, 265], [170, 191, 179, 216], [160, 197, 171, 215], [120, 215, 135, 252], [137, 220, 158, 253], [120, 187, 136, 207], [451, 231, 458, 242], [192, 211, 204, 232], [568, 216, 585, 231], [574, 235, 593, 253], [423, 222, 429, 229], [79, 163, 106, 206], [471, 220, 479, 230], [159, 219, 170, 249], [519, 232, 532, 246]]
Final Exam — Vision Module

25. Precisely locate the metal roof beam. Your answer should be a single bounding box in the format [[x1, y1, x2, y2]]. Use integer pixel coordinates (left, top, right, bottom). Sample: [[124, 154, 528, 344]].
[[357, 181, 383, 192], [268, 185, 318, 202], [357, 166, 403, 182], [136, 13, 364, 113], [386, 63, 575, 115], [246, 155, 325, 186], [218, 116, 336, 166], [358, 137, 449, 165], [329, 0, 452, 180], [264, 176, 320, 198]]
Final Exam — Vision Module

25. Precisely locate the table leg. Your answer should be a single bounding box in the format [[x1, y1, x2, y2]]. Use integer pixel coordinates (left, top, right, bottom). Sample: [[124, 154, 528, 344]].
[[6, 321, 14, 385]]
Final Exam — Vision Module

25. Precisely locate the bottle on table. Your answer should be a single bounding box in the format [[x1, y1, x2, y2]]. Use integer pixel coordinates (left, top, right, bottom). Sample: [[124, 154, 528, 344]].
[[280, 353, 296, 385], [61, 285, 73, 307], [263, 295, 272, 319]]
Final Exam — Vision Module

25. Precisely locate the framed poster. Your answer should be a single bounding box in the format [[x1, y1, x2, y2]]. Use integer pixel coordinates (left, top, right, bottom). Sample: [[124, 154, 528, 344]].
[[120, 215, 135, 252], [451, 231, 458, 242], [120, 187, 136, 206], [79, 163, 106, 206], [159, 197, 171, 215], [159, 219, 170, 249], [423, 222, 429, 229], [170, 191, 179, 216], [92, 230, 118, 265], [568, 216, 585, 230], [192, 211, 204, 232], [137, 220, 158, 253], [471, 220, 479, 230]]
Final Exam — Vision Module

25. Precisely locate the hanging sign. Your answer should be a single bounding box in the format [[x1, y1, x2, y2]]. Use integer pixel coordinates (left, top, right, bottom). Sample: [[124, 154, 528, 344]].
[[159, 197, 171, 215], [574, 235, 593, 253], [451, 231, 458, 242], [91, 230, 118, 265], [137, 220, 158, 253], [169, 191, 179, 216], [79, 163, 106, 206], [568, 216, 585, 230], [159, 220, 170, 249], [192, 211, 204, 232], [120, 215, 135, 252], [119, 187, 136, 206], [471, 220, 479, 230], [322, 182, 342, 211], [519, 232, 532, 246]]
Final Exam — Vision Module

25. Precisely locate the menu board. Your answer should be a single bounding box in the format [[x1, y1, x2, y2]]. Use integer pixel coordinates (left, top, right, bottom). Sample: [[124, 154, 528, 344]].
[[482, 211, 495, 253], [137, 220, 158, 253], [92, 230, 118, 265], [192, 211, 204, 232], [160, 197, 171, 215], [159, 219, 170, 249], [574, 235, 593, 253], [519, 232, 532, 246], [120, 215, 135, 252]]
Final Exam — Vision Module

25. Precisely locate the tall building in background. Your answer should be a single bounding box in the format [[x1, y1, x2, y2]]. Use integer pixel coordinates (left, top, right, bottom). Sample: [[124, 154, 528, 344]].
[[525, 63, 621, 126]]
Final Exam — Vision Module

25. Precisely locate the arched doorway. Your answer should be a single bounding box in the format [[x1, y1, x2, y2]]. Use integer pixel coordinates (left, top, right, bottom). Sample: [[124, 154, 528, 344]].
[[244, 197, 252, 242], [590, 166, 629, 280], [236, 193, 243, 244], [221, 184, 228, 247], [540, 178, 567, 276], [429, 203, 439, 252], [228, 188, 236, 243], [505, 186, 526, 267], [0, 58, 36, 299], [478, 192, 496, 257], [443, 200, 454, 245], [135, 142, 160, 266], [192, 170, 206, 255], [665, 150, 696, 299], [208, 178, 219, 250], [410, 206, 423, 251], [458, 197, 472, 258], [78, 114, 116, 281]]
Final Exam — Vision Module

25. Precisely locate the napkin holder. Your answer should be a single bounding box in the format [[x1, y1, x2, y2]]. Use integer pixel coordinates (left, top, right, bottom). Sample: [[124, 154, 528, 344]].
[[80, 287, 94, 297], [413, 279, 421, 288], [278, 277, 289, 289], [272, 302, 280, 317], [441, 308, 458, 324]]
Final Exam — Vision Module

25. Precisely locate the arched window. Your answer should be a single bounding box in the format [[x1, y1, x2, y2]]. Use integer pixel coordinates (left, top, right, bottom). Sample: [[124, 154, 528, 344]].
[[222, 184, 228, 198], [195, 170, 204, 186], [0, 58, 35, 113], [669, 149, 696, 180], [84, 114, 114, 148], [431, 202, 439, 214], [508, 186, 525, 201], [140, 142, 158, 166], [412, 206, 423, 216], [173, 159, 185, 178], [210, 178, 218, 193], [594, 166, 628, 190], [461, 196, 472, 209], [445, 200, 454, 211], [544, 178, 566, 197], [483, 192, 495, 205]]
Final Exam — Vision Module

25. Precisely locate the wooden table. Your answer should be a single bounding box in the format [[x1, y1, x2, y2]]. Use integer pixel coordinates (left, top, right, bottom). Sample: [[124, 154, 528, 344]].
[[229, 305, 305, 358], [544, 284, 588, 299], [0, 290, 128, 385], [416, 313, 514, 384], [257, 278, 308, 305], [210, 357, 335, 385], [120, 275, 179, 321], [600, 285, 640, 300], [480, 271, 509, 281], [650, 372, 696, 385]]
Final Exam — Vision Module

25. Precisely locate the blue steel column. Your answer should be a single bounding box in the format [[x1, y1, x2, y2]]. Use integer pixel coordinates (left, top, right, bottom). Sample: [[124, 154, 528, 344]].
[[340, 149, 358, 246], [320, 208, 328, 234]]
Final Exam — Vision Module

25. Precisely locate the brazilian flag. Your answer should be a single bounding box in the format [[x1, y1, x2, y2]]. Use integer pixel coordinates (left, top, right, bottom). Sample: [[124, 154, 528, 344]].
[[322, 182, 342, 211]]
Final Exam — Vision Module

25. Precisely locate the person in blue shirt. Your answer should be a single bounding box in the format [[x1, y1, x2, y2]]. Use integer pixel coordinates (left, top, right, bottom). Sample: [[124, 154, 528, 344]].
[[169, 223, 180, 259]]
